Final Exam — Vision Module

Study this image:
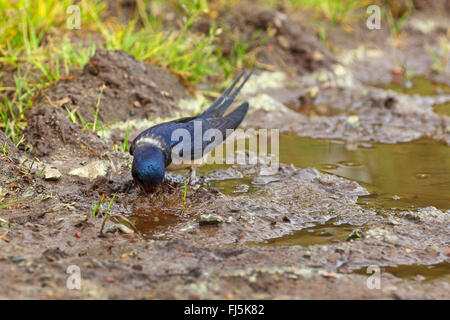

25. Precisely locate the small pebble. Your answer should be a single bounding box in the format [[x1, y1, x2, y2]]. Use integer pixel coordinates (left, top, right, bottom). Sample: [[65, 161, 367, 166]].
[[287, 274, 298, 280], [116, 224, 134, 234], [199, 214, 223, 226], [11, 255, 25, 263], [346, 228, 365, 241], [43, 168, 62, 181]]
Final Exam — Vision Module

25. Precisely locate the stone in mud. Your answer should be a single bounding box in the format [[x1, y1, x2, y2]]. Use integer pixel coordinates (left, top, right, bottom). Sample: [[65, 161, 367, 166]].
[[43, 168, 62, 181], [106, 223, 134, 234], [116, 224, 134, 234], [294, 168, 321, 180], [69, 161, 109, 180], [232, 184, 249, 194], [346, 228, 365, 241], [199, 214, 224, 226], [11, 255, 25, 263], [248, 94, 290, 113], [316, 174, 369, 197], [346, 115, 360, 128], [205, 167, 243, 181], [251, 176, 280, 185], [366, 228, 399, 244]]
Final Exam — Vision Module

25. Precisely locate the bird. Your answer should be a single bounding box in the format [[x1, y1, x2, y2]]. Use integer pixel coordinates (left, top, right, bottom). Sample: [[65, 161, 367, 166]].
[[130, 69, 254, 194]]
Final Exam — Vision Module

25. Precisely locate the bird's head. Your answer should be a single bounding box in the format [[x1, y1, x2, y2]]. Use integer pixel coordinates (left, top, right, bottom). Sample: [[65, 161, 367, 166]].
[[131, 146, 165, 194]]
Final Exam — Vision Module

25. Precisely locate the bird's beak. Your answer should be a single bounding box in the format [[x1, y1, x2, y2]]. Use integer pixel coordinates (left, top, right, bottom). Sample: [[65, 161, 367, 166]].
[[146, 185, 158, 194], [134, 178, 157, 195], [133, 179, 141, 191], [134, 179, 147, 195]]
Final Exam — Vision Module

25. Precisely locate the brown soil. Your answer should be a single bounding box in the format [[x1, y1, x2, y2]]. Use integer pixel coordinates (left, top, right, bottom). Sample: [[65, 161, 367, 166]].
[[195, 2, 337, 75], [0, 130, 19, 161], [23, 106, 107, 158], [0, 2, 449, 300], [33, 50, 188, 125]]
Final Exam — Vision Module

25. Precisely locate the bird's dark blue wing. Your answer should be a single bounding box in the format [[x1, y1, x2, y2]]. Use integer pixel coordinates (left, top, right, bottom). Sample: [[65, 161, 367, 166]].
[[131, 69, 252, 163], [206, 102, 249, 139], [183, 102, 249, 160], [130, 116, 196, 155]]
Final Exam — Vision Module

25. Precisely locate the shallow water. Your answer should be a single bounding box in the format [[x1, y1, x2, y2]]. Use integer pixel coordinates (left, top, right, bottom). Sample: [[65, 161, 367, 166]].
[[129, 196, 185, 238], [278, 134, 450, 210], [247, 220, 356, 247], [352, 262, 450, 282], [132, 133, 450, 240], [373, 76, 450, 96], [434, 101, 450, 117], [206, 134, 450, 210]]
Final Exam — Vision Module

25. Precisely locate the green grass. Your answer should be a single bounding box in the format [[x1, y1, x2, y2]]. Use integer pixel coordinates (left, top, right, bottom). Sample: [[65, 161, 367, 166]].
[[182, 179, 187, 211], [428, 47, 443, 73], [63, 86, 115, 138], [292, 0, 368, 24], [384, 5, 413, 37], [0, 0, 256, 143], [102, 16, 220, 83], [104, 192, 117, 216], [297, 0, 371, 43], [92, 192, 117, 217], [0, 216, 12, 228], [120, 124, 131, 153], [0, 0, 105, 143], [1, 141, 7, 155], [428, 36, 449, 74], [0, 0, 419, 145], [92, 193, 105, 217]]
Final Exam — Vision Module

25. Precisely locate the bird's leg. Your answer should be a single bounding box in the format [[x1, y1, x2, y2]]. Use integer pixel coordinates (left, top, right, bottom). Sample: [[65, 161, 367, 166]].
[[188, 166, 196, 185]]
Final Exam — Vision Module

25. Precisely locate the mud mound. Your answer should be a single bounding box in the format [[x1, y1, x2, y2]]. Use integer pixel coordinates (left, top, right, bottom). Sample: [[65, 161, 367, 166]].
[[35, 50, 187, 125], [197, 3, 337, 75], [23, 106, 107, 158]]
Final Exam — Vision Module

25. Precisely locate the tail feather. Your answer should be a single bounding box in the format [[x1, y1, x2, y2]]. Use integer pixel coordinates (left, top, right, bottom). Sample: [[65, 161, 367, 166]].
[[199, 68, 254, 118]]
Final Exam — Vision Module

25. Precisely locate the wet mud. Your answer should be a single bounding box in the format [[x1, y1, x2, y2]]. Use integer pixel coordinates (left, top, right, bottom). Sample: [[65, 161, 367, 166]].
[[0, 1, 449, 299]]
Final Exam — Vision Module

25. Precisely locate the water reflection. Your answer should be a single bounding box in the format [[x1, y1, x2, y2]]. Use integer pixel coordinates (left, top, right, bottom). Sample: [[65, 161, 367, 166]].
[[278, 134, 450, 210]]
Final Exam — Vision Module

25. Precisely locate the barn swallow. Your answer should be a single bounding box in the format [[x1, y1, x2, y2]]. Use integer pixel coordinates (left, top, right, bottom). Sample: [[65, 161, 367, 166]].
[[130, 69, 254, 194]]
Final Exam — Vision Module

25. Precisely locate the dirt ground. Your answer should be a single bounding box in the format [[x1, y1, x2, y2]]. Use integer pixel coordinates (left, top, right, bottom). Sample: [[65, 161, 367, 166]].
[[0, 2, 449, 299]]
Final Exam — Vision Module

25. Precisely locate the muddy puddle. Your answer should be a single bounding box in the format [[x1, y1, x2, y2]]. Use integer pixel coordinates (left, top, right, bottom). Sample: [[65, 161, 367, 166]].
[[132, 133, 449, 241], [200, 133, 450, 209], [370, 76, 450, 117], [434, 101, 450, 117], [276, 134, 450, 210], [127, 188, 190, 239], [247, 219, 356, 247], [372, 76, 450, 96], [353, 262, 450, 283]]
